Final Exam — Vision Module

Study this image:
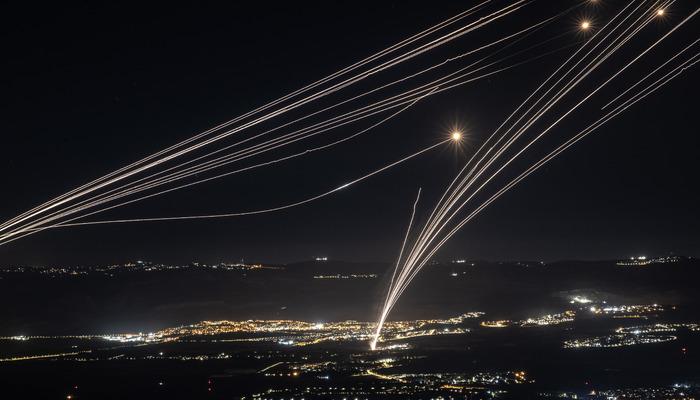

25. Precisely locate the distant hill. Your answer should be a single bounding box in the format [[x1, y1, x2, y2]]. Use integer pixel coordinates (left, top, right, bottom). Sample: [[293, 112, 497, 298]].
[[1, 257, 698, 335]]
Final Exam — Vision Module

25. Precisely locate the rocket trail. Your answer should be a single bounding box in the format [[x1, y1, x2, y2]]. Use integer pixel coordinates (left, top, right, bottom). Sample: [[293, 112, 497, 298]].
[[0, 1, 585, 246], [371, 2, 699, 349], [1, 34, 580, 244], [388, 188, 423, 298], [1, 1, 696, 352], [0, 1, 491, 232], [388, 0, 655, 304], [400, 0, 648, 269], [0, 0, 523, 236], [400, 0, 667, 273], [396, 50, 700, 303], [4, 139, 450, 239], [0, 88, 436, 244], [377, 187, 423, 350], [601, 36, 700, 110], [391, 0, 669, 312], [96, 9, 573, 203], [408, 0, 680, 272]]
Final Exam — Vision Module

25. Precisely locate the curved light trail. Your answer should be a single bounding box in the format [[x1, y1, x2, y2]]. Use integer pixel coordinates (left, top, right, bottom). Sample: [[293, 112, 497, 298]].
[[371, 1, 699, 350], [7, 139, 452, 240], [0, 2, 586, 246]]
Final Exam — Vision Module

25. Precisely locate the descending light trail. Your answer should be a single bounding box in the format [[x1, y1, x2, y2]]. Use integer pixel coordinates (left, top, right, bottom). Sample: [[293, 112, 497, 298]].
[[394, 50, 700, 311], [0, 88, 438, 241], [376, 0, 655, 320], [602, 41, 700, 109], [3, 3, 696, 355], [0, 1, 585, 246], [373, 0, 661, 346], [0, 28, 583, 245], [371, 2, 699, 349], [392, 0, 652, 278], [0, 0, 493, 232], [385, 188, 422, 320], [0, 0, 524, 237], [10, 139, 451, 235]]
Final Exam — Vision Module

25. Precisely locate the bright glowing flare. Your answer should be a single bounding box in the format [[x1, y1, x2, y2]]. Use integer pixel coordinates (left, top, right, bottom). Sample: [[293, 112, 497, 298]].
[[657, 9, 665, 16], [451, 131, 463, 141], [580, 20, 591, 30]]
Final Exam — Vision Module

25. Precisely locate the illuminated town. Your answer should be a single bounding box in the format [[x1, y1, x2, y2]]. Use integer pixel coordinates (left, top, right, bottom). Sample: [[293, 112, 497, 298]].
[[0, 296, 700, 400], [2, 301, 698, 399], [0, 260, 277, 278], [1, 312, 485, 354], [2, 257, 699, 399], [564, 323, 700, 349], [9, 305, 694, 357], [1, 0, 698, 397], [615, 255, 683, 267], [481, 311, 576, 328], [2, 255, 700, 399]]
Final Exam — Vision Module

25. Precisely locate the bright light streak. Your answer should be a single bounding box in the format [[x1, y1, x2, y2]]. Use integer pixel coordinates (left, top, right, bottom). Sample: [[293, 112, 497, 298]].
[[1, 40, 580, 246], [0, 0, 525, 239], [370, 2, 699, 349], [16, 139, 449, 232], [0, 4, 585, 246]]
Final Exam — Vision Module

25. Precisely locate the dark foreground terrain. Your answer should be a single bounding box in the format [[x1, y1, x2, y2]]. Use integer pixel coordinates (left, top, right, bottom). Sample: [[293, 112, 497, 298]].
[[1, 257, 699, 399]]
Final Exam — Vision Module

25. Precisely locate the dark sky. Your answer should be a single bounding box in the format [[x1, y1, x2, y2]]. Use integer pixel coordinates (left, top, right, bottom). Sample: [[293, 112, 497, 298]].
[[1, 1, 698, 266]]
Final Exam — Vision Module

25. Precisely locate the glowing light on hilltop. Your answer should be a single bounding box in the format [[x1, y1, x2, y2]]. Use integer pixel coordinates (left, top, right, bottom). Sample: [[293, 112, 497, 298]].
[[570, 296, 592, 304]]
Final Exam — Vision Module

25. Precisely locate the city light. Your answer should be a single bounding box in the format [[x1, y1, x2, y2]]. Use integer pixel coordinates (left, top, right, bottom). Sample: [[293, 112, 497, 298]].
[[0, 0, 698, 398]]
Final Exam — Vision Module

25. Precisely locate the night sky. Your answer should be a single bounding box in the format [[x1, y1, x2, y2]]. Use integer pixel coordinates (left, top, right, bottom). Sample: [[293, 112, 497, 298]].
[[1, 1, 698, 266]]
